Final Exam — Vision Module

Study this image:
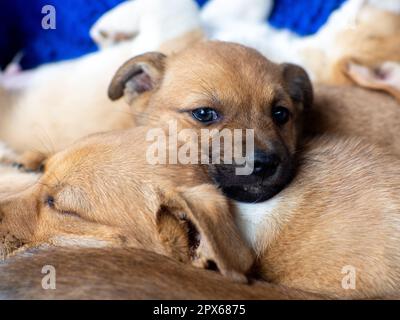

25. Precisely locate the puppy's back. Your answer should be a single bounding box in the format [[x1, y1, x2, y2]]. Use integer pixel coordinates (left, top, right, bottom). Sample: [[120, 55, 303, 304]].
[[0, 247, 321, 300], [258, 136, 400, 298], [308, 85, 400, 155]]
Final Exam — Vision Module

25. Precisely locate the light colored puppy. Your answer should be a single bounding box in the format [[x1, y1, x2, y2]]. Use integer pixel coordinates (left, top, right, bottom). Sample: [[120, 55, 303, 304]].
[[0, 0, 202, 154]]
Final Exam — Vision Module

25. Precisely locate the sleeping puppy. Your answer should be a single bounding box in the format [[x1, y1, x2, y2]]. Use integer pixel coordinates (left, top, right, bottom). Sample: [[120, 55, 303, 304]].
[[236, 136, 400, 299], [0, 127, 254, 283]]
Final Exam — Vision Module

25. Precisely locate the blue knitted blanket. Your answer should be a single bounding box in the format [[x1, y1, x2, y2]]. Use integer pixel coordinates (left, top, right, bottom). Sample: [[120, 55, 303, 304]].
[[0, 0, 346, 70]]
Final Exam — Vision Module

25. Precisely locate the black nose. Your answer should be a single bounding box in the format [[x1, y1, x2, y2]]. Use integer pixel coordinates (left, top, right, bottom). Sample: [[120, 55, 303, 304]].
[[252, 151, 281, 177]]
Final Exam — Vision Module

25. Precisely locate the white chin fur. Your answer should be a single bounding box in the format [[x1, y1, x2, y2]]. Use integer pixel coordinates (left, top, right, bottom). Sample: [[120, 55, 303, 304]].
[[233, 196, 281, 249]]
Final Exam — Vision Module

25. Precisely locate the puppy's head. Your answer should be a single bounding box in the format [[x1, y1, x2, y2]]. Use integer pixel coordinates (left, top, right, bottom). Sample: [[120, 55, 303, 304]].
[[109, 41, 313, 202], [0, 129, 253, 282]]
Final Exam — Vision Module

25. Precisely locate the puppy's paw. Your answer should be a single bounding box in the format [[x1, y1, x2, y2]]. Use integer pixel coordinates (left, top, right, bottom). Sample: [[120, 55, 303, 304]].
[[202, 0, 273, 29], [13, 151, 47, 173], [90, 0, 142, 48]]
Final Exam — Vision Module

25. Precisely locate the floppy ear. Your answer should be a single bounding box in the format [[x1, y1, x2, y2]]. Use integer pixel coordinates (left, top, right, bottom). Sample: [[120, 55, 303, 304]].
[[281, 63, 314, 111], [156, 184, 254, 283], [108, 52, 167, 102], [345, 60, 400, 102]]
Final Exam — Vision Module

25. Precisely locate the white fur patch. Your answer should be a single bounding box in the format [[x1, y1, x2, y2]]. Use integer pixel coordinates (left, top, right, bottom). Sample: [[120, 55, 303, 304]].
[[234, 196, 282, 249]]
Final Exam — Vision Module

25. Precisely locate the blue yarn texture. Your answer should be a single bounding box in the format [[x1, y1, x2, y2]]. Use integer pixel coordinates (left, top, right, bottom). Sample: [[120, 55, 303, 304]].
[[0, 0, 347, 70]]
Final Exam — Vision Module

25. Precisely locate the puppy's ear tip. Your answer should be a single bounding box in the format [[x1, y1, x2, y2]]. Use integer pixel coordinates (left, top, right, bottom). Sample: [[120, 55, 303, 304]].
[[342, 58, 361, 73], [282, 63, 313, 110], [107, 52, 167, 102], [107, 84, 124, 101]]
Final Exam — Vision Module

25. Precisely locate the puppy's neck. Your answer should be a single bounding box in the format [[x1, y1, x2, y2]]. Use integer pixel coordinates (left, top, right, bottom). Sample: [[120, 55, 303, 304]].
[[234, 195, 289, 253]]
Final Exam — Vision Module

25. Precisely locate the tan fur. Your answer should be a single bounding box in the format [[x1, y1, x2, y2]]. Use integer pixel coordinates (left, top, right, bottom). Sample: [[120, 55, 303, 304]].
[[238, 136, 400, 299], [0, 127, 254, 282], [307, 84, 400, 155], [17, 41, 312, 187], [109, 40, 311, 159], [0, 247, 322, 300], [107, 40, 400, 163], [3, 132, 400, 299], [2, 38, 399, 300]]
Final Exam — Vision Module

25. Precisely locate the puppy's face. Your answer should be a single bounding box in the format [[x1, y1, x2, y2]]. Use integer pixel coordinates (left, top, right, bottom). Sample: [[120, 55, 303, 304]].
[[0, 129, 253, 282], [109, 41, 313, 203]]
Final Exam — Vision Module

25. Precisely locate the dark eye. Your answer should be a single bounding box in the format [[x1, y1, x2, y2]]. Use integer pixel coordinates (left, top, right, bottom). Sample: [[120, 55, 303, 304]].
[[45, 196, 55, 208], [191, 107, 220, 124], [271, 106, 291, 125]]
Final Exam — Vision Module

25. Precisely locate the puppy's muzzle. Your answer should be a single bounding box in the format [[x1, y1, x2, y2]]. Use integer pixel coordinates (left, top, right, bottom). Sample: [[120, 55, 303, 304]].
[[211, 149, 294, 204], [252, 151, 281, 178]]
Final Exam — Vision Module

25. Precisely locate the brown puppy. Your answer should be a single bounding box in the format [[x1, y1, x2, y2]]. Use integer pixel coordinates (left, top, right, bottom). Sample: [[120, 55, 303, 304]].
[[236, 136, 400, 299], [0, 247, 322, 300], [107, 40, 312, 203], [0, 127, 254, 283]]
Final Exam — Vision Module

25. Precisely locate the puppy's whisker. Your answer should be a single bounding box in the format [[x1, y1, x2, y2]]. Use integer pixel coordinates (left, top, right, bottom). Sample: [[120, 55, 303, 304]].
[[31, 126, 56, 156], [119, 109, 161, 123]]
